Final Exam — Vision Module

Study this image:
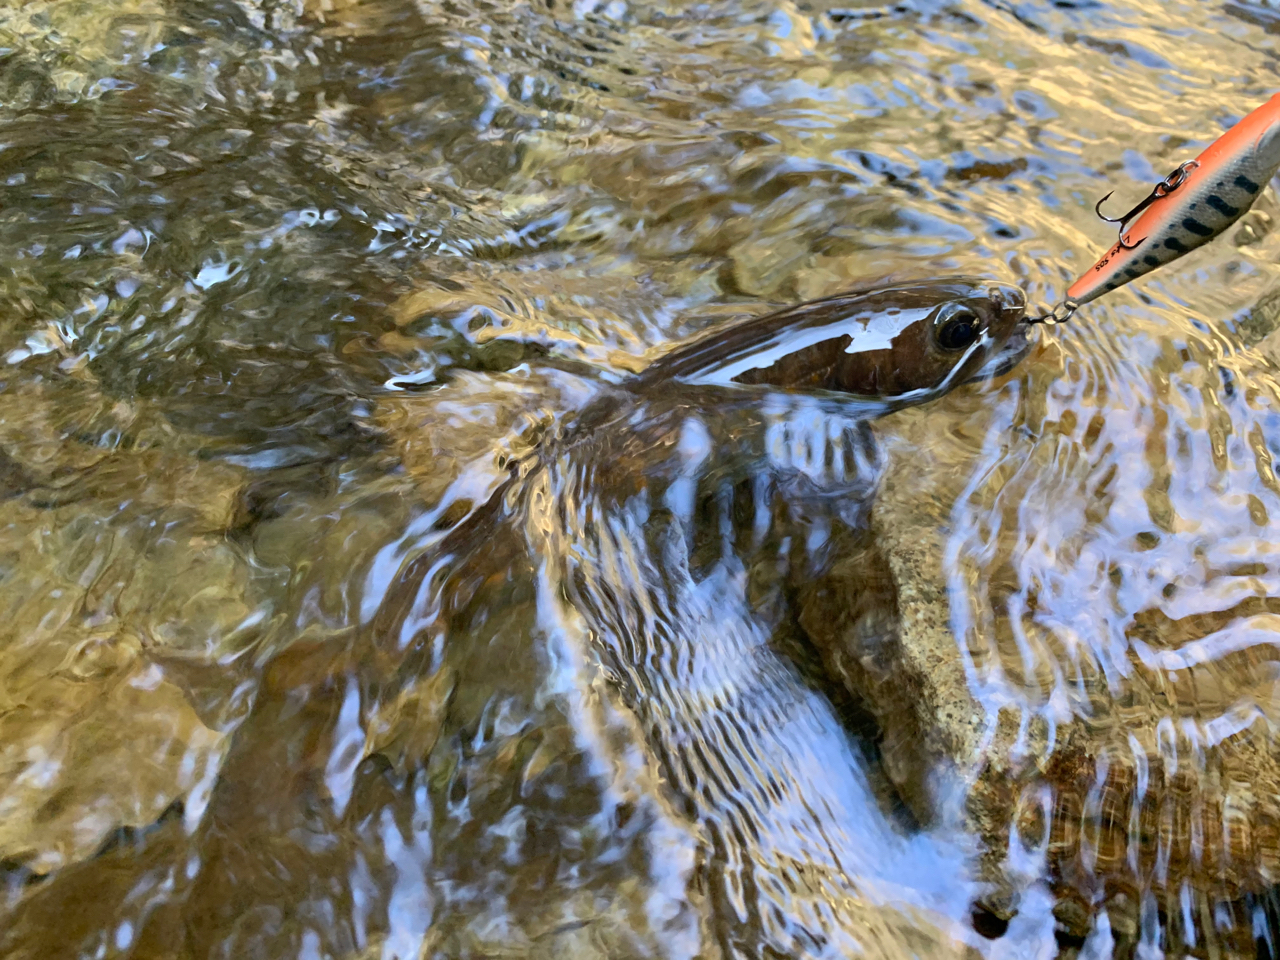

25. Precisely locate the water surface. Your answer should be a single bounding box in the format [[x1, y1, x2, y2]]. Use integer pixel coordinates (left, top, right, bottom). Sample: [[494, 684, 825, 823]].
[[1, 0, 1280, 956]]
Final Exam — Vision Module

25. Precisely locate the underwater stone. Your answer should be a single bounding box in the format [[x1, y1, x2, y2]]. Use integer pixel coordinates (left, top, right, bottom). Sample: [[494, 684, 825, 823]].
[[799, 398, 1280, 946]]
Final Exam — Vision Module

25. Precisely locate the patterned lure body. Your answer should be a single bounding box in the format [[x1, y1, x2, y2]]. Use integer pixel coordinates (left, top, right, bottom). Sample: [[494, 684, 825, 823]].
[[1068, 93, 1280, 305]]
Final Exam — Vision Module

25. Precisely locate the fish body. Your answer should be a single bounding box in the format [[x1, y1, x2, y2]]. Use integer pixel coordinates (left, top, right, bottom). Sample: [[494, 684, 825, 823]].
[[1068, 93, 1280, 305], [640, 277, 1029, 403], [369, 277, 1037, 957]]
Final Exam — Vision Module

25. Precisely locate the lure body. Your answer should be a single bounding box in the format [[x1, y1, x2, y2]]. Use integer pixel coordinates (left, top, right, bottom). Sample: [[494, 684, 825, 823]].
[[1067, 93, 1280, 305]]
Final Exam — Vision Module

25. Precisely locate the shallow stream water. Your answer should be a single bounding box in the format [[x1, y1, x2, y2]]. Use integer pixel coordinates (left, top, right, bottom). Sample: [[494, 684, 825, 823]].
[[3, 0, 1280, 957]]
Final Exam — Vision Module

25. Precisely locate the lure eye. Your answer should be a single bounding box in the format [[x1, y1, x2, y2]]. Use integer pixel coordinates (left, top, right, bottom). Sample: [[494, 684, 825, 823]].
[[934, 304, 982, 351]]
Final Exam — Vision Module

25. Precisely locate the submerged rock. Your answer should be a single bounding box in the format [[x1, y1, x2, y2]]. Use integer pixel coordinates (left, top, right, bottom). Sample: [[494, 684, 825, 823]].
[[799, 322, 1280, 955], [0, 494, 255, 883], [0, 378, 264, 887]]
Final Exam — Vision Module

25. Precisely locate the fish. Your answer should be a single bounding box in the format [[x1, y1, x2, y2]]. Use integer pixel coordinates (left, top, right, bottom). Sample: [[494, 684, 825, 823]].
[[1067, 92, 1280, 305], [639, 277, 1031, 404], [359, 277, 1037, 956]]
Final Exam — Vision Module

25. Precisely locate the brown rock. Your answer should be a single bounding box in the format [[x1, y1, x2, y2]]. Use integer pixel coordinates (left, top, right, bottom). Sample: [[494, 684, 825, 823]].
[[799, 382, 1280, 949]]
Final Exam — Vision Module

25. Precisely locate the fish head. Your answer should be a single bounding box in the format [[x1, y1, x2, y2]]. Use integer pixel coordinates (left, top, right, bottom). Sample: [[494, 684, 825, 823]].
[[645, 276, 1031, 406], [818, 277, 1031, 404]]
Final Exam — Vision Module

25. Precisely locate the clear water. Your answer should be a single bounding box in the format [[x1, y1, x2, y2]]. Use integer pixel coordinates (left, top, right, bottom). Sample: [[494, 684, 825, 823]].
[[2, 0, 1280, 956]]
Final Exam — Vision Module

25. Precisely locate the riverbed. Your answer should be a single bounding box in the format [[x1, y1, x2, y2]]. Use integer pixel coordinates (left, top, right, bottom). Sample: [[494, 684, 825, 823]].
[[0, 0, 1278, 957]]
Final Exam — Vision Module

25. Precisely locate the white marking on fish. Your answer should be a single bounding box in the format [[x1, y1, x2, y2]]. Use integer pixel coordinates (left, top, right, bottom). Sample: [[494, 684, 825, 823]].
[[674, 307, 931, 386]]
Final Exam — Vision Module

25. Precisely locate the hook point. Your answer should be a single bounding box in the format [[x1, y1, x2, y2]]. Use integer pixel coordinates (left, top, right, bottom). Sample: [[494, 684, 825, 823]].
[[1094, 191, 1121, 223]]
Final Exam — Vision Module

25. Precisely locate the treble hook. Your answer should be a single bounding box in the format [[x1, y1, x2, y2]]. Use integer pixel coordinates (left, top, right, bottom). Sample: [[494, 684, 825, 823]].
[[1093, 159, 1201, 250], [1093, 191, 1146, 249]]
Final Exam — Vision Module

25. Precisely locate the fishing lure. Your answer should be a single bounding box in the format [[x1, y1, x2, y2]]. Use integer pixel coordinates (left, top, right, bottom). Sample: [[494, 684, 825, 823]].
[[1032, 92, 1280, 323]]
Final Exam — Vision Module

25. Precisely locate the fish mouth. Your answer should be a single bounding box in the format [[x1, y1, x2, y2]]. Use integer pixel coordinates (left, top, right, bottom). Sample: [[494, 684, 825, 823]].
[[966, 320, 1036, 383]]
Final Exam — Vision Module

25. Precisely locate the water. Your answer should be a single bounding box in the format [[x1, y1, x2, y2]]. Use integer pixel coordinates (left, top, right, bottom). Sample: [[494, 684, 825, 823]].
[[1, 0, 1280, 956]]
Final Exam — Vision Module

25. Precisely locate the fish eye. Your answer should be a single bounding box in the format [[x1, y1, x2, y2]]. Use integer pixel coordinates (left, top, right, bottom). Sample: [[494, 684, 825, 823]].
[[934, 304, 982, 351]]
